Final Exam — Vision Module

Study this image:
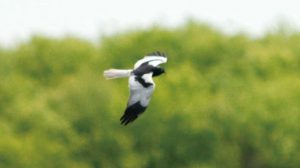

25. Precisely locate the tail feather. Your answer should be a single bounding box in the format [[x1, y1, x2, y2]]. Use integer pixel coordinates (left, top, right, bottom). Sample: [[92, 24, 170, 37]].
[[103, 69, 132, 79]]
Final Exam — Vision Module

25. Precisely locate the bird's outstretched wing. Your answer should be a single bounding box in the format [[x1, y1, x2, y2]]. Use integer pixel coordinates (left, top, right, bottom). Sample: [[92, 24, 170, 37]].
[[120, 75, 154, 125], [134, 51, 167, 69]]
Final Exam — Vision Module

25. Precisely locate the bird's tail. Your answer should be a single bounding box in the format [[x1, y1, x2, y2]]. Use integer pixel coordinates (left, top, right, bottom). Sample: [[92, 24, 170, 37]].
[[103, 69, 132, 79]]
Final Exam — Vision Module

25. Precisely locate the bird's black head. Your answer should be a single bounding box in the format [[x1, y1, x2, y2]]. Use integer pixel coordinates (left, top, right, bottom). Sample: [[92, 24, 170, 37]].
[[152, 67, 165, 77]]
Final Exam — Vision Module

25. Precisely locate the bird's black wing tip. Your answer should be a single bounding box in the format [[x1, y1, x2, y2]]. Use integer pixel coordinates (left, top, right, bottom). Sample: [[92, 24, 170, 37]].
[[120, 114, 137, 126], [146, 51, 167, 57], [119, 102, 147, 126]]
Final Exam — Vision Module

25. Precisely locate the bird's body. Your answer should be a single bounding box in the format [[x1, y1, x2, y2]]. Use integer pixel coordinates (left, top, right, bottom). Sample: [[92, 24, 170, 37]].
[[104, 51, 167, 125]]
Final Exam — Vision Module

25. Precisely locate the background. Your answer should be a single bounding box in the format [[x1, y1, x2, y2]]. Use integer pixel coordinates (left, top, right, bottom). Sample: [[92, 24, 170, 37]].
[[0, 0, 300, 168]]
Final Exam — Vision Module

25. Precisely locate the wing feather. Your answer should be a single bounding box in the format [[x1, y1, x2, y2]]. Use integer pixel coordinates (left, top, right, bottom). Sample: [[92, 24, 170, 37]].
[[134, 53, 167, 69], [120, 76, 155, 125]]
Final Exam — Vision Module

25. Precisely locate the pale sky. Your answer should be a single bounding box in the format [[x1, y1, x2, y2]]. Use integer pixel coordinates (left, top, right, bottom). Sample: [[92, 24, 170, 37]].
[[0, 0, 299, 46]]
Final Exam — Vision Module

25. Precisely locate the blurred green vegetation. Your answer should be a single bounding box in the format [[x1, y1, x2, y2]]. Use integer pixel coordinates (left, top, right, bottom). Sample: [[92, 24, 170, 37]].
[[0, 22, 300, 168]]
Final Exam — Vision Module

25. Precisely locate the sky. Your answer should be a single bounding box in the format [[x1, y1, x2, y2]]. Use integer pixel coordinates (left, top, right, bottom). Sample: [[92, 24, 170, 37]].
[[1, 0, 299, 46]]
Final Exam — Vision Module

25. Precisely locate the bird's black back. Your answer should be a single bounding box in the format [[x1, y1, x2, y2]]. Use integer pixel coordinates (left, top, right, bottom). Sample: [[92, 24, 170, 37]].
[[133, 63, 165, 77]]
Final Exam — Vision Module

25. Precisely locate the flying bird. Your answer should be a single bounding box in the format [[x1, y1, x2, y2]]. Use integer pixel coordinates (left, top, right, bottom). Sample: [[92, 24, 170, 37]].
[[103, 51, 168, 125]]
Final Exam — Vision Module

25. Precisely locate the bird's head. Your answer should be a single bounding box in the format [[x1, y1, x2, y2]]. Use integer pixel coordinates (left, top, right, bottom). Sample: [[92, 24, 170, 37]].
[[152, 66, 165, 77]]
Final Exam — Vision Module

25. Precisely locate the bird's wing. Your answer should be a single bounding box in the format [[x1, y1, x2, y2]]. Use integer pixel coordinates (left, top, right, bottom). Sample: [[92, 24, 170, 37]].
[[120, 75, 155, 125], [134, 51, 167, 69]]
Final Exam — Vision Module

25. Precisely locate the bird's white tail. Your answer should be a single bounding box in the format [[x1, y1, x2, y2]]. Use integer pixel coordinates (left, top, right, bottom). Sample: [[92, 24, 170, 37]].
[[103, 69, 132, 79]]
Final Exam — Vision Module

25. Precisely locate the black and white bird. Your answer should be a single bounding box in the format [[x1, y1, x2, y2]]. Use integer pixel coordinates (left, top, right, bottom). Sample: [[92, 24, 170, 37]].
[[103, 51, 167, 125]]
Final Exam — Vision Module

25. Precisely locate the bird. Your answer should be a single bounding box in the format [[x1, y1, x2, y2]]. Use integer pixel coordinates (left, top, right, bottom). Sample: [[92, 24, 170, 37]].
[[103, 51, 167, 125]]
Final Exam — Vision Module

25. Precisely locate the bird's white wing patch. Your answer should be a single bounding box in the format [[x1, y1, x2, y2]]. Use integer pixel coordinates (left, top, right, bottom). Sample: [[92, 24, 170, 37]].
[[134, 56, 167, 69], [127, 76, 155, 107]]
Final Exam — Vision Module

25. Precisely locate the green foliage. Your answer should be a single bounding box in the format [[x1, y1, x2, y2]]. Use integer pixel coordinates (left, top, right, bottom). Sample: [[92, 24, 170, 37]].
[[0, 23, 299, 168]]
